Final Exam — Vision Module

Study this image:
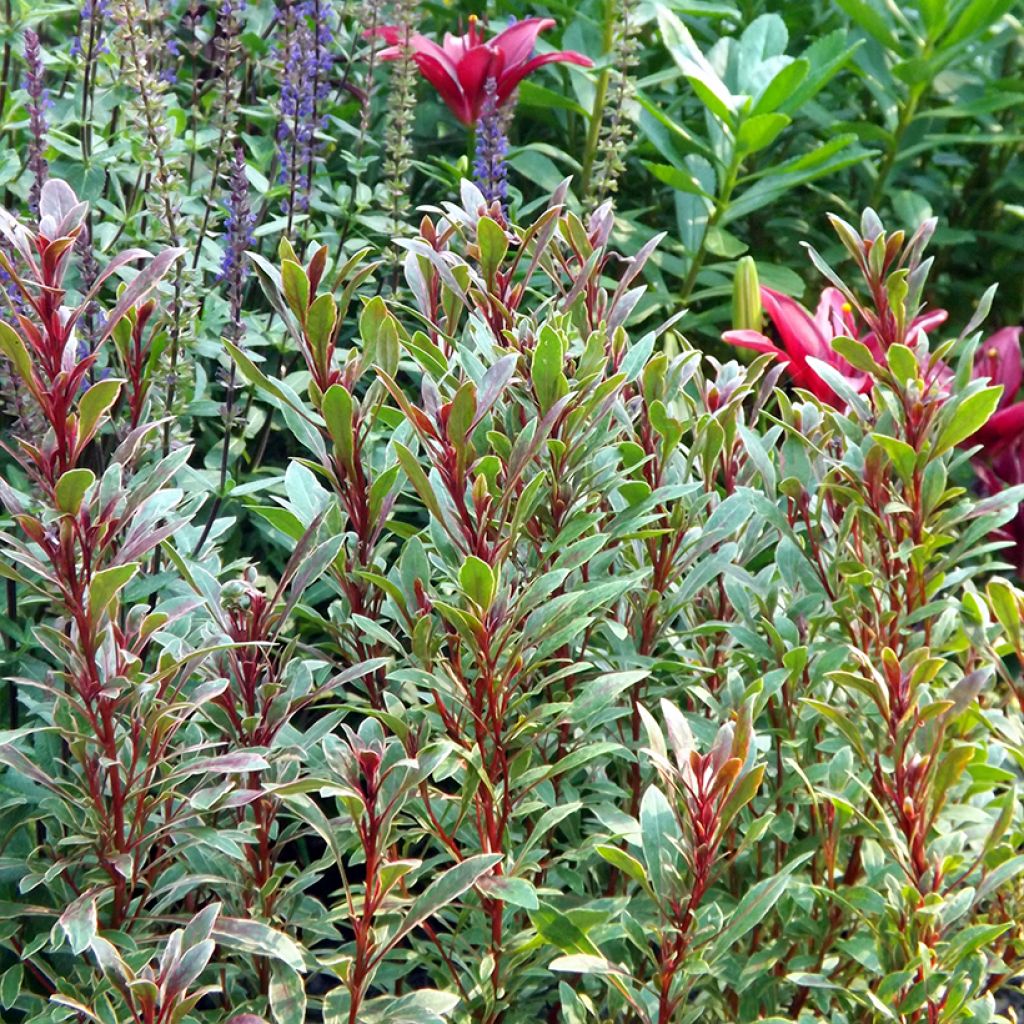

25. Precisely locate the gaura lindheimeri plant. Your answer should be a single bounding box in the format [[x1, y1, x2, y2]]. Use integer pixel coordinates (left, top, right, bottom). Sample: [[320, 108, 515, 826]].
[[371, 16, 593, 126], [4, 180, 1024, 1024], [0, 181, 308, 1014]]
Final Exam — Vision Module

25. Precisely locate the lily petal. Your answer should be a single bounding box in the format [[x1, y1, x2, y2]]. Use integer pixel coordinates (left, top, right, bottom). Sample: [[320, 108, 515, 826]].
[[498, 49, 593, 105], [489, 17, 556, 66], [972, 400, 1024, 450], [413, 50, 473, 123], [721, 329, 787, 359], [974, 326, 1023, 408], [761, 287, 830, 363], [456, 44, 503, 123]]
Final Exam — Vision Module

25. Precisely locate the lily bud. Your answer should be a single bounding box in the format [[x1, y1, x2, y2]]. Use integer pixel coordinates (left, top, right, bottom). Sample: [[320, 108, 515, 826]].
[[731, 256, 762, 332]]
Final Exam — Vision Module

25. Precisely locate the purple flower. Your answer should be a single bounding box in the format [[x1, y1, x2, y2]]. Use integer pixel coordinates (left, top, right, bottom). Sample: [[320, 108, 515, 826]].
[[275, 0, 334, 216], [473, 76, 509, 208], [23, 30, 48, 215], [219, 146, 255, 340], [160, 36, 181, 84], [71, 0, 111, 60]]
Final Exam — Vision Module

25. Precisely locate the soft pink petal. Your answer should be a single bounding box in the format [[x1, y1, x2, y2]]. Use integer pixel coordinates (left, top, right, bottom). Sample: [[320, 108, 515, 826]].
[[760, 287, 830, 363], [455, 44, 502, 123], [971, 400, 1024, 450], [497, 49, 593, 104], [413, 51, 473, 123], [911, 308, 947, 334], [442, 31, 469, 62], [721, 329, 787, 359], [365, 25, 402, 45], [489, 17, 555, 66], [975, 326, 1023, 407], [813, 287, 850, 338]]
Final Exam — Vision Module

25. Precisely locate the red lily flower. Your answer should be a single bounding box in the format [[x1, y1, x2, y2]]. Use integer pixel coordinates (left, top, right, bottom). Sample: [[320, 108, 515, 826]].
[[968, 327, 1024, 455], [723, 286, 948, 406], [722, 287, 869, 405], [959, 326, 1024, 573], [973, 326, 1023, 413], [369, 16, 592, 126]]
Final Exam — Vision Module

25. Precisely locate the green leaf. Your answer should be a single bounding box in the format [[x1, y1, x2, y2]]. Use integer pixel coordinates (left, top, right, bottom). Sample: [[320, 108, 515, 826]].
[[385, 854, 501, 953], [529, 902, 602, 956], [934, 386, 1001, 455], [306, 293, 337, 363], [225, 340, 302, 410], [565, 670, 648, 723], [886, 344, 918, 384], [873, 433, 917, 483], [832, 335, 883, 374], [531, 325, 568, 413], [280, 259, 310, 320], [706, 856, 809, 962], [942, 0, 1016, 48], [753, 58, 809, 115], [270, 964, 307, 1024], [801, 699, 867, 758], [477, 216, 508, 282], [640, 785, 680, 896], [459, 555, 496, 611], [55, 468, 95, 514], [78, 378, 123, 445], [737, 113, 791, 154], [58, 892, 98, 954], [394, 441, 445, 522], [643, 161, 715, 198], [719, 763, 766, 831], [88, 563, 139, 618], [0, 963, 22, 1009], [478, 874, 539, 910], [986, 578, 1022, 648], [595, 844, 648, 886], [833, 0, 899, 50], [656, 6, 737, 125], [549, 954, 627, 976], [0, 320, 34, 387], [939, 923, 1011, 970], [322, 384, 354, 469], [213, 917, 306, 972]]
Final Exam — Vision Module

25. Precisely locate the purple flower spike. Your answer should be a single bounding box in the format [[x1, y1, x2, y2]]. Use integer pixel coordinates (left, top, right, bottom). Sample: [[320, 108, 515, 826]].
[[72, 0, 111, 60], [473, 77, 510, 209], [219, 146, 256, 340], [24, 30, 49, 215], [275, 0, 334, 217]]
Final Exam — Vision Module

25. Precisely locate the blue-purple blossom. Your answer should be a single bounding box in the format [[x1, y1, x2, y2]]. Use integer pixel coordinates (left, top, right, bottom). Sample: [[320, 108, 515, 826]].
[[160, 36, 181, 84], [219, 146, 255, 339], [275, 0, 334, 215], [23, 30, 49, 216], [473, 77, 509, 208], [71, 0, 111, 59]]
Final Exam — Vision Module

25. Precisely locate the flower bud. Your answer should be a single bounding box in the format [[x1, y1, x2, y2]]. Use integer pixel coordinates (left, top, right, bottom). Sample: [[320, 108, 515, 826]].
[[731, 256, 762, 333]]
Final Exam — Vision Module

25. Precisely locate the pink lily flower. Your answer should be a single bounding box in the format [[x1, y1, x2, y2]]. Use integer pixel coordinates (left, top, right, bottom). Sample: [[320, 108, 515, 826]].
[[964, 326, 1024, 574], [723, 286, 948, 406], [972, 326, 1023, 418], [369, 16, 592, 126]]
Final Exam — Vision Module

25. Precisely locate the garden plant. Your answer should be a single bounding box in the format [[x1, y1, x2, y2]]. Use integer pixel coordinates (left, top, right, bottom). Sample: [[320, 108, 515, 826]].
[[0, 1, 1023, 1023]]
